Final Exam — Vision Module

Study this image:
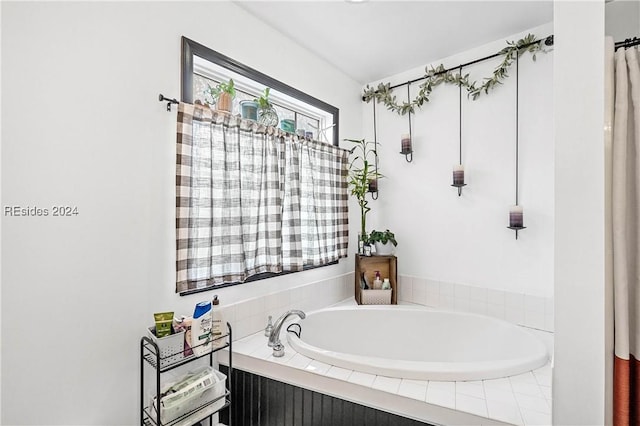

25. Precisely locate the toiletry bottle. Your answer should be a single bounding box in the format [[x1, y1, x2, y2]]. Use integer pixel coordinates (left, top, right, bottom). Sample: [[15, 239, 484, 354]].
[[211, 295, 226, 349], [382, 278, 391, 290], [373, 271, 382, 289], [192, 300, 213, 356]]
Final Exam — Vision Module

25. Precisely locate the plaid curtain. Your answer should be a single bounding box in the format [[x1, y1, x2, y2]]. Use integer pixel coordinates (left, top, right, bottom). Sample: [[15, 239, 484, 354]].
[[176, 103, 349, 293]]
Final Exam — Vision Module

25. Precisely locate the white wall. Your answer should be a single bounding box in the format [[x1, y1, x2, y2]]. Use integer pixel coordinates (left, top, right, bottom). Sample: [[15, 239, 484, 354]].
[[553, 2, 606, 425], [1, 2, 362, 425], [361, 23, 554, 300], [605, 0, 640, 40]]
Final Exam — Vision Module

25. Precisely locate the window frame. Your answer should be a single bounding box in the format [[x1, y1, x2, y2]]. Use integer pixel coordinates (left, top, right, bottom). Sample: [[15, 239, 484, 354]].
[[181, 36, 339, 146]]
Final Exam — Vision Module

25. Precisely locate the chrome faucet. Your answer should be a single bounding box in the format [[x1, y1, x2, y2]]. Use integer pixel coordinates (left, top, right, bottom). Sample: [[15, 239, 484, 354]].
[[268, 310, 306, 357]]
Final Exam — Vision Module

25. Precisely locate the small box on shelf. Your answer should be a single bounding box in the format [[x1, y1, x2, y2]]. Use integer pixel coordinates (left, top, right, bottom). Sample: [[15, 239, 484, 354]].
[[354, 254, 397, 305]]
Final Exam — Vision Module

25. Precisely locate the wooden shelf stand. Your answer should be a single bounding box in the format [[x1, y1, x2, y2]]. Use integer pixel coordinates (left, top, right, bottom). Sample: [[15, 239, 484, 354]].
[[354, 254, 398, 305]]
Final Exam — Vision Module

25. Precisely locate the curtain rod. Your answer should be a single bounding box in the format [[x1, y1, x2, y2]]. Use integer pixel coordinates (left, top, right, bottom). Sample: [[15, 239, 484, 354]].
[[362, 35, 554, 100], [159, 94, 179, 111], [615, 37, 640, 51]]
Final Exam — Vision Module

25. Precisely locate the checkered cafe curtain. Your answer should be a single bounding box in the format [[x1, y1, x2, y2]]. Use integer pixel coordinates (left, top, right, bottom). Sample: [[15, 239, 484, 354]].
[[176, 103, 349, 293]]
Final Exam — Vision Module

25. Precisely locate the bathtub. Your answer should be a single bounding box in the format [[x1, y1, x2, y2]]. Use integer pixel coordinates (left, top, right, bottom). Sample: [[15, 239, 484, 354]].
[[286, 305, 549, 381]]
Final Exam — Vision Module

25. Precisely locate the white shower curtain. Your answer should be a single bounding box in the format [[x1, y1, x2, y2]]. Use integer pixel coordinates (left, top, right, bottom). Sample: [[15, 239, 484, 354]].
[[609, 38, 640, 426]]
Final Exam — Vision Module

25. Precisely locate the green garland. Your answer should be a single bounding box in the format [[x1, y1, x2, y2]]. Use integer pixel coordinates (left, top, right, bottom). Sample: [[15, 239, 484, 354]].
[[362, 34, 550, 116]]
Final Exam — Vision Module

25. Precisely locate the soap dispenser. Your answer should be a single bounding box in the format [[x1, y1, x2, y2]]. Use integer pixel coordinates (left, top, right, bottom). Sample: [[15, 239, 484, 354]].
[[264, 315, 274, 337], [373, 271, 382, 289]]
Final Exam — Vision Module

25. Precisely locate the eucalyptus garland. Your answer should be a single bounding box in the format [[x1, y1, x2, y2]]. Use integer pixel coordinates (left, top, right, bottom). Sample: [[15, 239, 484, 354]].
[[362, 34, 550, 116]]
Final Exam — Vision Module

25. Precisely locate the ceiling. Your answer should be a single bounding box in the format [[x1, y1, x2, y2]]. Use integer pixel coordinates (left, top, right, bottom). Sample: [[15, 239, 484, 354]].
[[236, 1, 553, 84]]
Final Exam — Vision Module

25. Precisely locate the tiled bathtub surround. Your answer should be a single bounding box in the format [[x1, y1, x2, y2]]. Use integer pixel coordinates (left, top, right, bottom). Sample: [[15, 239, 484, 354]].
[[398, 275, 554, 332], [224, 327, 552, 425], [216, 272, 354, 340]]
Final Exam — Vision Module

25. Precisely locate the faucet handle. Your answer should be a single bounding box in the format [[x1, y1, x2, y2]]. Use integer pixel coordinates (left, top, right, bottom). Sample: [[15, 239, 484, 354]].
[[272, 342, 285, 357]]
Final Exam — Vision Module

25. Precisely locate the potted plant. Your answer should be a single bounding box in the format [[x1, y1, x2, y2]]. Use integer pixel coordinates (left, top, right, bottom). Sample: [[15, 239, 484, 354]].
[[255, 87, 279, 127], [205, 79, 236, 112], [368, 229, 397, 255], [345, 138, 382, 250]]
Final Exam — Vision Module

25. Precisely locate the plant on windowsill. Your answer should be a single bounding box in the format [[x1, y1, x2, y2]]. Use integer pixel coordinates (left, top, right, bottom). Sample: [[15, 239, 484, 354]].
[[254, 87, 279, 127], [368, 229, 397, 256], [205, 78, 236, 113], [345, 138, 382, 250]]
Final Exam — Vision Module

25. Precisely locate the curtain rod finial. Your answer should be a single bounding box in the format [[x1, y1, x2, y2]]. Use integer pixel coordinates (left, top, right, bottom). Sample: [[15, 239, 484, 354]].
[[544, 35, 554, 46]]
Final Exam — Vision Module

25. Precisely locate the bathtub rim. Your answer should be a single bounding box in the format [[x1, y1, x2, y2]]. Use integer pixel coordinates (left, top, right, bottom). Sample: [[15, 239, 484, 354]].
[[286, 305, 550, 382]]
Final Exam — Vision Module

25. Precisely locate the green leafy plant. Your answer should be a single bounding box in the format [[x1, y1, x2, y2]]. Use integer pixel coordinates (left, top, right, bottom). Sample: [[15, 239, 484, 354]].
[[205, 78, 236, 105], [362, 34, 550, 115], [368, 229, 397, 246], [345, 138, 382, 241], [254, 87, 273, 109]]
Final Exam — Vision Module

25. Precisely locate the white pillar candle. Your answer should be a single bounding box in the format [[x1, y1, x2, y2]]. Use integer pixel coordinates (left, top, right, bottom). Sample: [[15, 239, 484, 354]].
[[509, 205, 524, 227], [453, 164, 465, 185]]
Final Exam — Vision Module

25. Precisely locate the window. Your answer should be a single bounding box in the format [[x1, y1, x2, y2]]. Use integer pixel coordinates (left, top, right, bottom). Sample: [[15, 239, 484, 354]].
[[176, 38, 347, 295], [181, 37, 339, 146]]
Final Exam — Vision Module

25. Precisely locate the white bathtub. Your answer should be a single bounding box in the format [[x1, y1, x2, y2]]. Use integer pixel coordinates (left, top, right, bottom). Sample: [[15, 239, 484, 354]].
[[287, 305, 549, 381]]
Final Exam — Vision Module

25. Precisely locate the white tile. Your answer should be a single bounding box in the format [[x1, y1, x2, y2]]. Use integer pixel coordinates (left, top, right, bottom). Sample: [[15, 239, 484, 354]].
[[533, 370, 552, 387], [398, 379, 428, 401], [412, 278, 427, 305], [520, 408, 552, 426], [539, 385, 552, 400], [243, 297, 266, 317], [426, 388, 455, 409], [468, 286, 487, 303], [325, 366, 353, 381], [509, 372, 538, 385], [468, 299, 487, 315], [372, 375, 402, 393], [426, 286, 440, 307], [454, 298, 471, 313], [455, 283, 471, 300], [486, 303, 506, 320], [440, 281, 455, 297], [440, 295, 455, 310], [398, 275, 413, 302], [265, 292, 290, 311], [544, 297, 554, 316], [505, 307, 525, 325], [425, 279, 440, 295], [484, 386, 517, 405], [348, 371, 376, 387], [524, 310, 545, 330], [234, 314, 264, 340], [456, 393, 488, 418], [544, 311, 554, 332], [515, 392, 550, 414], [233, 333, 267, 355], [483, 378, 512, 391], [304, 359, 332, 375], [525, 295, 546, 313], [511, 378, 544, 397], [428, 381, 455, 393], [291, 285, 309, 303], [286, 352, 312, 369], [456, 381, 485, 399], [487, 289, 506, 306], [486, 399, 524, 425], [505, 292, 525, 310]]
